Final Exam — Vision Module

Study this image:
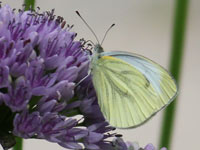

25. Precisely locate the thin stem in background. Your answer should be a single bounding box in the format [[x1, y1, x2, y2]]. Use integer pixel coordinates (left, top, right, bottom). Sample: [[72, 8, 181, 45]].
[[13, 137, 23, 150], [159, 0, 189, 149], [24, 0, 35, 10], [12, 0, 36, 149]]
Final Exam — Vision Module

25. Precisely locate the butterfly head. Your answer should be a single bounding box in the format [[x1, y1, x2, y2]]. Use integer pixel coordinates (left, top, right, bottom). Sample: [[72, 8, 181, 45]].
[[94, 44, 104, 54], [91, 44, 104, 63]]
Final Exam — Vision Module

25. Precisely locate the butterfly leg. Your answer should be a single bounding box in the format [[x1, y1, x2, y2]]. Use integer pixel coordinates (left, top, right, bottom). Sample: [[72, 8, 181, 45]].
[[75, 73, 90, 87]]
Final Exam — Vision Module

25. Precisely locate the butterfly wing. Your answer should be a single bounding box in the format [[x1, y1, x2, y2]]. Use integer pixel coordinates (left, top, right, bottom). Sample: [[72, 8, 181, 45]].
[[91, 52, 177, 128]]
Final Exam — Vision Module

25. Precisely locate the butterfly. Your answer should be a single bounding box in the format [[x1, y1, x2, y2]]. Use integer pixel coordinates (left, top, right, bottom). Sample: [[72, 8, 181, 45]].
[[76, 11, 178, 128], [90, 44, 177, 128]]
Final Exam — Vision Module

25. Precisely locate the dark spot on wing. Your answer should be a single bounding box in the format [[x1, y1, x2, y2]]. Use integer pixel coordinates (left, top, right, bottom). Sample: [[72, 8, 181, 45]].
[[145, 78, 150, 88]]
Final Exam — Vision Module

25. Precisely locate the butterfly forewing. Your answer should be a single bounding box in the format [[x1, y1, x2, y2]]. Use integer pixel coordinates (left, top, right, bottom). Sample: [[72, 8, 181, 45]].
[[91, 52, 177, 128], [103, 51, 178, 104]]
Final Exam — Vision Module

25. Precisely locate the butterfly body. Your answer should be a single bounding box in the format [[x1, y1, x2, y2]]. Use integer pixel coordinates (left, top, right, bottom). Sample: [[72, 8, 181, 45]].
[[90, 44, 177, 128]]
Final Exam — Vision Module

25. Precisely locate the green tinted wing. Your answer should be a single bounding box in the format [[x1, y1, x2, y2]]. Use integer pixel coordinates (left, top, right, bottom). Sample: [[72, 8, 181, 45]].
[[92, 55, 177, 128]]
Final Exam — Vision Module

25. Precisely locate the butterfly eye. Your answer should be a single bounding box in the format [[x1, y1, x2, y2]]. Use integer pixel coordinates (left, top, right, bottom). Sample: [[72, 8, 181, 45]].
[[97, 55, 101, 59]]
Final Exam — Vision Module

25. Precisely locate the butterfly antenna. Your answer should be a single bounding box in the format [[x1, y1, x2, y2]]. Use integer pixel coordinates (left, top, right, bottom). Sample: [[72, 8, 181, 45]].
[[101, 23, 115, 45], [76, 11, 100, 44]]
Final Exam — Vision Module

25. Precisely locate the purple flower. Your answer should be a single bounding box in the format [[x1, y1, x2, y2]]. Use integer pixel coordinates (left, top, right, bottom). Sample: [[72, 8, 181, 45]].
[[37, 96, 66, 115], [0, 3, 89, 149], [37, 113, 78, 142], [13, 110, 41, 138], [3, 77, 32, 112], [112, 138, 168, 150], [57, 128, 88, 149], [0, 65, 9, 88]]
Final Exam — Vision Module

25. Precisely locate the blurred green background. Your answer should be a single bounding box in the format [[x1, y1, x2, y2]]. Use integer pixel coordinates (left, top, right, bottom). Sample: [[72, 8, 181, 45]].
[[1, 0, 199, 150]]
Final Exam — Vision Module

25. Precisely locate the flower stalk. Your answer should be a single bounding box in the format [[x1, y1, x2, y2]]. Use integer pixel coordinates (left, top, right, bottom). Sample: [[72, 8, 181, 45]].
[[13, 137, 22, 150], [24, 0, 35, 10], [159, 0, 189, 149]]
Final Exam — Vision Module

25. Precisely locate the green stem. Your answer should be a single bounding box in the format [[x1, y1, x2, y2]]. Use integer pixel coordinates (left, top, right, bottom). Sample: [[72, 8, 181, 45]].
[[13, 137, 23, 150], [24, 0, 35, 10], [159, 0, 189, 149]]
